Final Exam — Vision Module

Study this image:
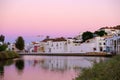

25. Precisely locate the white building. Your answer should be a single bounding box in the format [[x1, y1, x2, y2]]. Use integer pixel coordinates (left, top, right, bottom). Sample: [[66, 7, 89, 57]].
[[26, 36, 107, 53], [7, 43, 21, 51], [106, 34, 120, 54], [66, 37, 106, 53], [42, 37, 67, 53], [99, 27, 120, 35], [74, 32, 83, 42], [26, 42, 46, 53]]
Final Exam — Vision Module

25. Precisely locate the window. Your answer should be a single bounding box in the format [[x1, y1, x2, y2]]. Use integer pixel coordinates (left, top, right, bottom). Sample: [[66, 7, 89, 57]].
[[51, 44, 53, 47], [99, 43, 102, 45], [103, 43, 106, 45], [56, 43, 58, 49], [100, 47, 103, 51], [68, 40, 70, 44], [93, 48, 96, 51]]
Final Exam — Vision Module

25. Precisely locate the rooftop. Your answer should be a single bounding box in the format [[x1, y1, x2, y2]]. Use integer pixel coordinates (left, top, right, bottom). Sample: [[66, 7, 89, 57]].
[[100, 25, 120, 30], [42, 37, 67, 42]]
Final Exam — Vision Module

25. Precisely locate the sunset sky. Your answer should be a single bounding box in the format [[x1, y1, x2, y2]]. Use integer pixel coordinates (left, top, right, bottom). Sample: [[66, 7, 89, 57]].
[[0, 0, 120, 43]]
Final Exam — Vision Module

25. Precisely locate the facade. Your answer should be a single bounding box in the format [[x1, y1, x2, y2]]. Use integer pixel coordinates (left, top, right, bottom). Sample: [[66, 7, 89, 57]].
[[66, 37, 106, 53], [26, 42, 45, 53], [26, 36, 108, 53], [42, 38, 67, 53], [106, 34, 120, 54], [74, 32, 83, 42], [74, 37, 106, 53], [93, 37, 106, 52], [7, 43, 19, 51]]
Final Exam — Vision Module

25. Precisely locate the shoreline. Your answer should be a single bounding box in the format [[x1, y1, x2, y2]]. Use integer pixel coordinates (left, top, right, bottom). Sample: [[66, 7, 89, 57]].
[[0, 51, 20, 61], [76, 55, 120, 80], [19, 52, 113, 57]]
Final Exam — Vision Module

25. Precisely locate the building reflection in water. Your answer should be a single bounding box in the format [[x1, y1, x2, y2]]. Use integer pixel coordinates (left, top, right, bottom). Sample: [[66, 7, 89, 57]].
[[41, 57, 92, 71], [24, 56, 107, 72]]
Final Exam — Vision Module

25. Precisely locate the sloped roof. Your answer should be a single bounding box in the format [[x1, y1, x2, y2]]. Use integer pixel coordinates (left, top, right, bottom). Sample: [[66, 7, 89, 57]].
[[42, 37, 67, 42]]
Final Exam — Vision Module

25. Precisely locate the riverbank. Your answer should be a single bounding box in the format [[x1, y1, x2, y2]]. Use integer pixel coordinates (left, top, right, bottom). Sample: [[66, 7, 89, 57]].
[[76, 55, 120, 80], [0, 51, 19, 60], [19, 52, 113, 57]]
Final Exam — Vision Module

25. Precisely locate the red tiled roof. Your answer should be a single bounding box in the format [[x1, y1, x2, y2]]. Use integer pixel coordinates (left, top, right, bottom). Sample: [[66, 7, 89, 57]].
[[42, 37, 67, 42], [32, 42, 39, 44]]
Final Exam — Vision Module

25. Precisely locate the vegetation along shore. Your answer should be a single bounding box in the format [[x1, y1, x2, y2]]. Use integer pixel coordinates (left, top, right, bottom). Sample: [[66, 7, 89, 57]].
[[76, 55, 120, 80], [0, 51, 19, 60], [0, 35, 23, 60]]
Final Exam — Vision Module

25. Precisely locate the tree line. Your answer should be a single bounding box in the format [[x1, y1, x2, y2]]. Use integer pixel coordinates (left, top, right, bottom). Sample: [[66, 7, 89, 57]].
[[81, 25, 120, 42], [82, 30, 107, 42], [0, 35, 25, 51]]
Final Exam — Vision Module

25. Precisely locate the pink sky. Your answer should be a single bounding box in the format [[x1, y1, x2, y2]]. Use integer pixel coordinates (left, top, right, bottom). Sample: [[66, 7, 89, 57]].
[[0, 0, 120, 42]]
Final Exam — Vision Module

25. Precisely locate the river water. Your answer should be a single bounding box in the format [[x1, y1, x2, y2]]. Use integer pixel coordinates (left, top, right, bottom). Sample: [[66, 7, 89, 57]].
[[0, 56, 109, 80]]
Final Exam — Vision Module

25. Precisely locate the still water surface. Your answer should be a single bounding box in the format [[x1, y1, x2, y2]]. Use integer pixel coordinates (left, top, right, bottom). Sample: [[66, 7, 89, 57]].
[[0, 56, 108, 80]]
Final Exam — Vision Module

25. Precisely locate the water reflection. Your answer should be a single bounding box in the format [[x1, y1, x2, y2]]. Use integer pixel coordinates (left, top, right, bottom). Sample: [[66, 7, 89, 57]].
[[1, 56, 109, 80], [15, 59, 25, 75], [84, 57, 106, 64], [0, 60, 13, 67], [24, 56, 106, 71], [0, 60, 14, 80], [0, 66, 4, 80]]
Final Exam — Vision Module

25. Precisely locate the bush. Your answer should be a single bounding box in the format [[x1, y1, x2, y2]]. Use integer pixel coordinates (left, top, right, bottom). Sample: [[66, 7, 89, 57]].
[[82, 31, 94, 42], [76, 55, 120, 80], [0, 51, 19, 60], [0, 44, 7, 51]]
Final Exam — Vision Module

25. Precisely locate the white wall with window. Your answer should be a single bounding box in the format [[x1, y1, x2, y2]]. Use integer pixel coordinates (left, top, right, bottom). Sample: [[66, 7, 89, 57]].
[[106, 34, 120, 54], [44, 41, 67, 53]]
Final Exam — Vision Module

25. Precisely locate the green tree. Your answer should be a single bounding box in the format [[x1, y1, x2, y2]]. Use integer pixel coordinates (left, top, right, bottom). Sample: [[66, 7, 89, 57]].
[[94, 30, 107, 37], [0, 44, 7, 51], [0, 35, 5, 43], [15, 36, 25, 50], [82, 31, 94, 42]]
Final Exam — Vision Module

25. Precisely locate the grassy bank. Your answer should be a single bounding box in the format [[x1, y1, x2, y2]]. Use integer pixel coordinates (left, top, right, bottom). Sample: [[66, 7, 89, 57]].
[[0, 51, 19, 60], [76, 55, 120, 80]]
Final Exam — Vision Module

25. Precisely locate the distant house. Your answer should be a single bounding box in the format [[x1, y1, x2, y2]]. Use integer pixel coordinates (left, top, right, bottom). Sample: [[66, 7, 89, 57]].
[[105, 34, 120, 54], [74, 32, 83, 42], [26, 42, 45, 53], [7, 43, 18, 51]]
